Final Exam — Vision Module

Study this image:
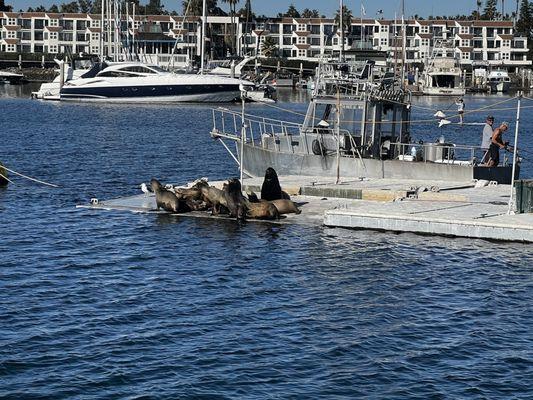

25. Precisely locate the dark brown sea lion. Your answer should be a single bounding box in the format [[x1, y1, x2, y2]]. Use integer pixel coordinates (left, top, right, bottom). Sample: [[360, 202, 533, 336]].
[[196, 181, 229, 215], [175, 187, 203, 201], [261, 167, 290, 201], [224, 178, 246, 220], [245, 201, 280, 220], [150, 178, 187, 213], [270, 199, 301, 215]]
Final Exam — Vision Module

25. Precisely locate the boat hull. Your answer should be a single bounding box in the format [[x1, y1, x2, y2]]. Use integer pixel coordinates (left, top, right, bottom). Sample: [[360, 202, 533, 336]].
[[421, 86, 466, 96], [240, 143, 517, 184], [60, 83, 241, 103]]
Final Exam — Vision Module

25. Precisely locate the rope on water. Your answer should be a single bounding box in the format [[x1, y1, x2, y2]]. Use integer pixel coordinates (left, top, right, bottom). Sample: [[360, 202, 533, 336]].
[[3, 166, 59, 188], [0, 172, 14, 184]]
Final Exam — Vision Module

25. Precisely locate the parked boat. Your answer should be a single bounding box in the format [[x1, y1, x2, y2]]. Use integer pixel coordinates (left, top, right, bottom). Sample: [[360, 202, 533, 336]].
[[211, 60, 517, 184], [32, 58, 94, 100], [59, 62, 250, 103], [487, 69, 512, 93], [0, 70, 25, 84], [421, 40, 465, 96]]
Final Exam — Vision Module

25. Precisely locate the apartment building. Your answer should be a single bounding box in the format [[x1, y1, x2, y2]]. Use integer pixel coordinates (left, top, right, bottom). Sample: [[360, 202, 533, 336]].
[[1, 11, 530, 70]]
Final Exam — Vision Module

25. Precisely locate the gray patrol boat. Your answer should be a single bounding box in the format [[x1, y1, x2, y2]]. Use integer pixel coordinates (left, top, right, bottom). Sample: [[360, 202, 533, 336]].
[[211, 60, 518, 184]]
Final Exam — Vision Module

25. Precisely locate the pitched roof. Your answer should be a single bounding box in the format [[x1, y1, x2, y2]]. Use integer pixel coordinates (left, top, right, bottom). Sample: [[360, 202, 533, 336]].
[[295, 43, 310, 49], [3, 25, 21, 31], [45, 26, 63, 32], [4, 38, 19, 44]]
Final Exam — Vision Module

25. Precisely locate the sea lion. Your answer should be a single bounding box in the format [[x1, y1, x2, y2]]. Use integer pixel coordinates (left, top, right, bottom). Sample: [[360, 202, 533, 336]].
[[245, 201, 279, 220], [224, 178, 246, 220], [196, 180, 229, 215], [175, 186, 203, 201], [260, 167, 290, 201], [270, 199, 301, 215], [150, 178, 187, 213]]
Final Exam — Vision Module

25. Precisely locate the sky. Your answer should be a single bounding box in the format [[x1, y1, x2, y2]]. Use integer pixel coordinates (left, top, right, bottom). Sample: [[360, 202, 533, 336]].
[[7, 0, 513, 19]]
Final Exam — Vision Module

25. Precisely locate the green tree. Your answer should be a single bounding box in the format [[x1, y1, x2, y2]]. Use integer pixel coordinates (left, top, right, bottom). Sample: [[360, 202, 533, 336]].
[[261, 36, 277, 57], [182, 0, 223, 16], [0, 0, 13, 11], [516, 0, 532, 36], [60, 1, 80, 13], [35, 5, 47, 11], [78, 0, 92, 13], [221, 0, 239, 55], [27, 6, 35, 11], [282, 4, 300, 18], [483, 0, 498, 19], [301, 8, 320, 18], [90, 0, 101, 13], [48, 4, 60, 12], [335, 5, 353, 34], [145, 0, 166, 15]]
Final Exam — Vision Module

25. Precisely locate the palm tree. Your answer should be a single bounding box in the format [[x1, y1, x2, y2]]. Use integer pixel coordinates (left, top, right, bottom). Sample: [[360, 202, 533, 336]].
[[477, 0, 482, 17], [221, 0, 240, 56], [261, 36, 277, 57], [334, 5, 353, 35]]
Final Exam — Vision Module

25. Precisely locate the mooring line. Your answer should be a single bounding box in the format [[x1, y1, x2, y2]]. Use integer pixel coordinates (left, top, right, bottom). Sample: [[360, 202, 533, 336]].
[[3, 166, 59, 188]]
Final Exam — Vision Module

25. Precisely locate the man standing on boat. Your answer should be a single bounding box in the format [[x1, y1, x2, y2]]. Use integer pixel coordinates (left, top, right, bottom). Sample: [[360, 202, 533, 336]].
[[485, 122, 510, 167], [480, 115, 495, 163], [456, 97, 465, 124]]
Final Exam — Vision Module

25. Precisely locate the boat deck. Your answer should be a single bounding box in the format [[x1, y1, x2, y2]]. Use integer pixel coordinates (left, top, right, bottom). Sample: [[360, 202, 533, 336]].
[[78, 176, 533, 242]]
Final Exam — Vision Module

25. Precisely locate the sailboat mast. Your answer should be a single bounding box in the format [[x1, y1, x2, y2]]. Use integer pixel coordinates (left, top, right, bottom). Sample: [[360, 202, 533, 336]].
[[200, 0, 207, 73], [339, 0, 344, 61], [401, 0, 406, 87], [100, 0, 104, 60]]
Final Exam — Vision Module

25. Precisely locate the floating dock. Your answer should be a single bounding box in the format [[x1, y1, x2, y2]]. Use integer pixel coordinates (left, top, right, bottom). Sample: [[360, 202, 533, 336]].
[[79, 176, 533, 243]]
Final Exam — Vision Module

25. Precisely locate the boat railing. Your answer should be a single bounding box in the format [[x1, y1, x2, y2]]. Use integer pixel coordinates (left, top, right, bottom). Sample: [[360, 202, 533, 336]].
[[211, 107, 303, 146], [392, 142, 490, 165]]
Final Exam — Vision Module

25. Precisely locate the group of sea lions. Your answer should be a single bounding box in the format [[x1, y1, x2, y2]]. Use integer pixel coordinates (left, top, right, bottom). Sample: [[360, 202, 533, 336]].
[[148, 167, 301, 221]]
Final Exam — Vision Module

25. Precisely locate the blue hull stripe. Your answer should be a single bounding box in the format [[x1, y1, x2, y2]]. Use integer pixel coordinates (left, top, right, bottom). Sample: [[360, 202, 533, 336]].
[[60, 84, 241, 99]]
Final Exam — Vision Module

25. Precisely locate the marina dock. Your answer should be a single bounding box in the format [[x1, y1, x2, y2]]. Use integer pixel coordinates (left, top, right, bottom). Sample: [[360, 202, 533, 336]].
[[79, 175, 533, 243]]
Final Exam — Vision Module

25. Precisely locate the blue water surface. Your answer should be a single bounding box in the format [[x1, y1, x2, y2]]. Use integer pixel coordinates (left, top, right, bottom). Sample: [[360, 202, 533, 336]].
[[0, 86, 532, 399]]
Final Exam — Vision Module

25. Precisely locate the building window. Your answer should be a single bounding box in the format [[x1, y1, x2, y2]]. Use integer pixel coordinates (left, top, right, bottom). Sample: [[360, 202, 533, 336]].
[[49, 45, 58, 53], [461, 52, 470, 59], [380, 25, 388, 32], [297, 24, 306, 31], [380, 38, 387, 46], [50, 19, 58, 27], [460, 26, 469, 34], [298, 49, 306, 57], [91, 33, 99, 40], [502, 52, 510, 60], [8, 18, 17, 25], [461, 39, 469, 47], [91, 20, 100, 28], [503, 39, 510, 47], [297, 36, 306, 44], [420, 26, 429, 34], [7, 31, 16, 39], [91, 46, 99, 53], [7, 44, 16, 51], [50, 32, 58, 40], [422, 39, 429, 46]]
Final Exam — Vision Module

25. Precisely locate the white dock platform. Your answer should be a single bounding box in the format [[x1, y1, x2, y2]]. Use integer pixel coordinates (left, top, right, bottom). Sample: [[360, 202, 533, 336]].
[[78, 176, 533, 243]]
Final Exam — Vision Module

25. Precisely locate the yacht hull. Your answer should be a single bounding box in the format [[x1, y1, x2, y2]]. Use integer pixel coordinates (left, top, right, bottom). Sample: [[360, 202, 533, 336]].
[[60, 84, 241, 102]]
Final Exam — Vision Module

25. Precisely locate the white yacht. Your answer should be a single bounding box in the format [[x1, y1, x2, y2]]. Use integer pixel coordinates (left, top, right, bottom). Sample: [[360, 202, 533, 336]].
[[32, 58, 93, 100], [421, 40, 465, 96], [487, 69, 512, 93], [59, 62, 249, 103]]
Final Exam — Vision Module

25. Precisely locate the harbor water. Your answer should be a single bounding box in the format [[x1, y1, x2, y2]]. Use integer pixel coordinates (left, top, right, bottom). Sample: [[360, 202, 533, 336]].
[[1, 85, 532, 398]]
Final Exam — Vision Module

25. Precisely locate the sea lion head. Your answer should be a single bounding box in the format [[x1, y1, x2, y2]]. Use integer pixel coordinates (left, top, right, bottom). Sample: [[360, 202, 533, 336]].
[[150, 178, 163, 192]]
